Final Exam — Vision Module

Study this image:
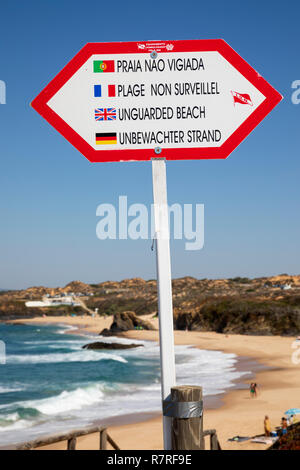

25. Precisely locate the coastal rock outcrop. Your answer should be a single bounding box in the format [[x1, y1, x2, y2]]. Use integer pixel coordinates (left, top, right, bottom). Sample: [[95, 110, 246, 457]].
[[99, 311, 155, 336], [82, 341, 143, 350], [174, 298, 300, 336]]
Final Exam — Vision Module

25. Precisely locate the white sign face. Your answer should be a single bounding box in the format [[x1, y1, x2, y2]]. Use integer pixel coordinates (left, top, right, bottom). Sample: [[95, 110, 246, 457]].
[[48, 51, 264, 150], [32, 40, 282, 162]]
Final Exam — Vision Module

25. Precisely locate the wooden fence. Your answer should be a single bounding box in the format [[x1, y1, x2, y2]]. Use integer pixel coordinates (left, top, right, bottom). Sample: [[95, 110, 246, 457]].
[[202, 429, 222, 450], [15, 425, 120, 451]]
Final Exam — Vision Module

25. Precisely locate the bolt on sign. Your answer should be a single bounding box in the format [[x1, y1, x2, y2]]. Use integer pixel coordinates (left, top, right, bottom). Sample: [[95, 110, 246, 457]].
[[31, 39, 282, 162]]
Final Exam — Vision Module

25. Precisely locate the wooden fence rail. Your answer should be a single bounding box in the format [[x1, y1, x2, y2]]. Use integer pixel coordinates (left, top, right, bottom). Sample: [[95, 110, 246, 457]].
[[15, 425, 120, 451], [203, 429, 222, 450]]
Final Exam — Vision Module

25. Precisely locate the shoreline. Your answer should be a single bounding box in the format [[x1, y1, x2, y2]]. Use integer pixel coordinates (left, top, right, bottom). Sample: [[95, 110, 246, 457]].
[[7, 317, 263, 410], [5, 316, 300, 450]]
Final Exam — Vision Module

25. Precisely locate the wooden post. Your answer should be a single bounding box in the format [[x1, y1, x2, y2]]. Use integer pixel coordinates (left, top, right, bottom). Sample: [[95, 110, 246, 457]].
[[100, 429, 107, 450], [67, 437, 77, 450], [171, 385, 204, 450], [210, 431, 218, 450]]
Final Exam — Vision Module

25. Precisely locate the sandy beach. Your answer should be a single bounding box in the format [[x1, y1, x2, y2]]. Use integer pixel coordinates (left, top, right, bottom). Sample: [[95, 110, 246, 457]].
[[10, 315, 300, 450]]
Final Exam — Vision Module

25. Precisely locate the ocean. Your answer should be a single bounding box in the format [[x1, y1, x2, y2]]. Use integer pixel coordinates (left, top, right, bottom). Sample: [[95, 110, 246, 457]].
[[0, 323, 250, 447]]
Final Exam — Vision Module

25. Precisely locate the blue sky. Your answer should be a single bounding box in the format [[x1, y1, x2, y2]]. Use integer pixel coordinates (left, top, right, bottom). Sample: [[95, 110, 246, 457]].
[[0, 0, 299, 289]]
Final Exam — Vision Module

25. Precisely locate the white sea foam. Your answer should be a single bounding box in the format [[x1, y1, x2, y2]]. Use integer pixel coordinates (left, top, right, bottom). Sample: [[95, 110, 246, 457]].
[[26, 385, 106, 415], [6, 351, 128, 364], [0, 329, 252, 447], [0, 417, 36, 432], [0, 386, 25, 394], [56, 324, 79, 334]]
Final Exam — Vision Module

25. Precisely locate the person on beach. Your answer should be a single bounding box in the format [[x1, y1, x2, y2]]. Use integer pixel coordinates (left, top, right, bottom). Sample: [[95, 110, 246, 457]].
[[281, 417, 288, 435], [264, 415, 271, 436], [250, 383, 257, 398], [290, 414, 297, 424]]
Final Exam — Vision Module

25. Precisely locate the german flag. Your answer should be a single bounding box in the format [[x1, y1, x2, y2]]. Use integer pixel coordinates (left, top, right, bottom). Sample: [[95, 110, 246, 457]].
[[96, 133, 117, 145]]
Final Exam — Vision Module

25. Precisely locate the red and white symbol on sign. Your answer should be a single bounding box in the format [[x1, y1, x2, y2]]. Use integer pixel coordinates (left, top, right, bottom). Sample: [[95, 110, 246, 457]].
[[231, 91, 253, 106]]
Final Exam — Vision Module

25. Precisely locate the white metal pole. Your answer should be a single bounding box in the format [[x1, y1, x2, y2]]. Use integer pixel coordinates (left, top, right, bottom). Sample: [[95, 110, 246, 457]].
[[151, 157, 176, 450]]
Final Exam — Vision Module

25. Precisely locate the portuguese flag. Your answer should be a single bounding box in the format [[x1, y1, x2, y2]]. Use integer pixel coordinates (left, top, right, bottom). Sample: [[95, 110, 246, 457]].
[[93, 60, 115, 73], [96, 133, 117, 145]]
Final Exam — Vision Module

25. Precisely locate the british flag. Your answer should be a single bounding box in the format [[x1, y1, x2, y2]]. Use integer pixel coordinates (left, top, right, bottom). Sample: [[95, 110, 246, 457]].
[[94, 108, 117, 121]]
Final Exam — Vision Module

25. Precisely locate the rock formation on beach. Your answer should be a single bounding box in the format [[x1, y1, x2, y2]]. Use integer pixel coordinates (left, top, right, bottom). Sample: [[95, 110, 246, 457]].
[[82, 342, 143, 350], [99, 311, 155, 336]]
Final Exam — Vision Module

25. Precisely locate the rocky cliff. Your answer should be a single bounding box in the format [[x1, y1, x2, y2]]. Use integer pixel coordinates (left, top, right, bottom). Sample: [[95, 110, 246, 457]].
[[1, 275, 300, 336]]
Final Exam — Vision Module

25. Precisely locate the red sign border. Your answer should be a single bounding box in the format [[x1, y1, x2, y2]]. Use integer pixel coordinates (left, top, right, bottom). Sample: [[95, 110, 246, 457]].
[[31, 39, 282, 163]]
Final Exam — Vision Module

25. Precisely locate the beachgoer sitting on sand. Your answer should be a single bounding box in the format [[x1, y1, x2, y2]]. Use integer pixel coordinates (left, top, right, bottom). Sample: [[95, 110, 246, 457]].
[[264, 415, 271, 436], [290, 414, 297, 424]]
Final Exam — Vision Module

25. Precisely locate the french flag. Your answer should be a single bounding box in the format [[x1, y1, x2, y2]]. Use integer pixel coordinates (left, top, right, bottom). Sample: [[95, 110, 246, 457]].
[[94, 85, 116, 97]]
